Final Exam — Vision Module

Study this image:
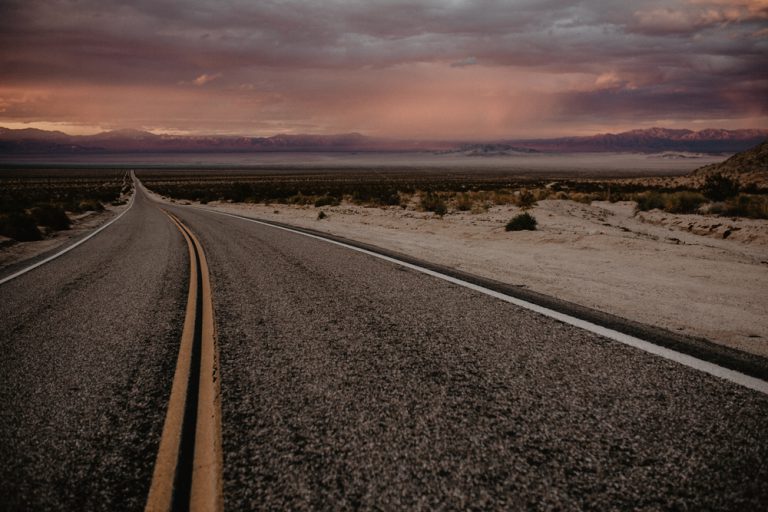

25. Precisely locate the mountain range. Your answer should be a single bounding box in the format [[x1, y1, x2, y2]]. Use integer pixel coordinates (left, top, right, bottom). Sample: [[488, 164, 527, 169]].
[[0, 127, 765, 155], [512, 128, 768, 153]]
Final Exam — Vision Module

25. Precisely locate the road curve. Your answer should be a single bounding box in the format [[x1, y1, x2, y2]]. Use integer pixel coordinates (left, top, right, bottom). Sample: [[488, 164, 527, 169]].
[[2, 180, 768, 510], [168, 202, 768, 510], [0, 183, 188, 510]]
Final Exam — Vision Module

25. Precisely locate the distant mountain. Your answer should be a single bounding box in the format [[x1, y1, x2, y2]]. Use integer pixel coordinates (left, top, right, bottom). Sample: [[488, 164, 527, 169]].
[[439, 143, 539, 156], [0, 126, 766, 154], [690, 139, 768, 186], [511, 128, 768, 154], [0, 129, 415, 154]]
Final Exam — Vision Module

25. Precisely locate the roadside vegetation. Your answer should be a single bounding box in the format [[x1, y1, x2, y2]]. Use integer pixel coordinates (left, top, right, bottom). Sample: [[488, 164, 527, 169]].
[[505, 213, 537, 231], [139, 170, 768, 221], [0, 170, 127, 242]]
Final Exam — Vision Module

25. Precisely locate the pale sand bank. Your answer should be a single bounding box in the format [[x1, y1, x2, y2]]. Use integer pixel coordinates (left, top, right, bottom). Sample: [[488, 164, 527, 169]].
[[197, 198, 768, 358]]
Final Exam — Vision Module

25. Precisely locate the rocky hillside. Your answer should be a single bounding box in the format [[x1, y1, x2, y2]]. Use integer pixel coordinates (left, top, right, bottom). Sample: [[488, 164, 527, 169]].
[[690, 139, 768, 187]]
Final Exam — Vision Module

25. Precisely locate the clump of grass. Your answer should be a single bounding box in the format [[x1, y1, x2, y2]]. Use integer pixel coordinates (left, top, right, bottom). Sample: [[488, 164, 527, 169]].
[[0, 212, 42, 241], [505, 212, 537, 231], [317, 211, 327, 220], [420, 192, 447, 216]]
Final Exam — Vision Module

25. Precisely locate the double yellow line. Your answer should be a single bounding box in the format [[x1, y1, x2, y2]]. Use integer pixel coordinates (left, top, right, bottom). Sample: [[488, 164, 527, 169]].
[[146, 210, 223, 512]]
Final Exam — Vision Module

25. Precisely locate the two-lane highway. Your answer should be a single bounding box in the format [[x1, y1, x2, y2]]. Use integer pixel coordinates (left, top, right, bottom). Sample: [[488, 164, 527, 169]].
[[2, 179, 767, 510]]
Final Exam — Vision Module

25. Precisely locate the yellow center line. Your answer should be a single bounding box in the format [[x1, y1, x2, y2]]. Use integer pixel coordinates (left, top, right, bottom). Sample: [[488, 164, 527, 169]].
[[146, 210, 223, 512]]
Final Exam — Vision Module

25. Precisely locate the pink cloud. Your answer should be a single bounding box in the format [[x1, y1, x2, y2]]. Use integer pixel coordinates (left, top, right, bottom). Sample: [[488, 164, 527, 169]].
[[192, 73, 221, 86]]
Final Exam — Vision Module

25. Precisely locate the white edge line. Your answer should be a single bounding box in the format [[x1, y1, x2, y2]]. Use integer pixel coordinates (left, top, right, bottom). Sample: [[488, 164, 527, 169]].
[[0, 180, 136, 286], [195, 206, 768, 396]]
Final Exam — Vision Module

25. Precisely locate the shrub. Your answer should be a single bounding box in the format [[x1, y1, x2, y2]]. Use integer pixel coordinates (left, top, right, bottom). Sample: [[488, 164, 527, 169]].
[[0, 212, 42, 241], [455, 193, 474, 211], [505, 212, 537, 231], [420, 192, 447, 216], [314, 195, 340, 207], [287, 193, 313, 205], [77, 199, 104, 212], [635, 191, 665, 211], [30, 205, 71, 230], [317, 211, 327, 220], [721, 194, 768, 219], [702, 173, 739, 201], [664, 192, 707, 214], [514, 189, 537, 210]]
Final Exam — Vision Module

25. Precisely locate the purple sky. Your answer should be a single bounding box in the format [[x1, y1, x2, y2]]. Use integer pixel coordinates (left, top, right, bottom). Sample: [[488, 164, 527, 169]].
[[1, 0, 766, 138]]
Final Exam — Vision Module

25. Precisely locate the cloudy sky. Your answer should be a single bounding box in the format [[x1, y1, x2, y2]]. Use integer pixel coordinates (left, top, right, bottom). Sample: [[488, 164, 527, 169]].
[[1, 0, 766, 138]]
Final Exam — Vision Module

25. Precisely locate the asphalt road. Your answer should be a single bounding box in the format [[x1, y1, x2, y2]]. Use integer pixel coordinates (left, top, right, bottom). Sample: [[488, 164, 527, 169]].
[[0, 186, 188, 511], [2, 181, 768, 510], [167, 204, 768, 510]]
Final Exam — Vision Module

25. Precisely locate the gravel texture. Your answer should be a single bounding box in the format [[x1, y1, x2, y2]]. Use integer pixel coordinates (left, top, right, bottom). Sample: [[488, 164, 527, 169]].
[[0, 188, 187, 511]]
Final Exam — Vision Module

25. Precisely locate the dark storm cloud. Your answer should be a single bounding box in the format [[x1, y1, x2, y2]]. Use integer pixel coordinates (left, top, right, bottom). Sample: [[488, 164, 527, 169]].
[[0, 0, 766, 135], [2, 0, 764, 76]]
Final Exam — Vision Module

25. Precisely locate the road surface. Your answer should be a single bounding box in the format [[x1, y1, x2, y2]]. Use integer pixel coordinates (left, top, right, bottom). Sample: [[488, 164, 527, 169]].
[[1, 179, 767, 510]]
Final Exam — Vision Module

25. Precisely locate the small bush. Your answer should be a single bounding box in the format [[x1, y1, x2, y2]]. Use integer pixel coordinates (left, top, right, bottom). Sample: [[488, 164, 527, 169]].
[[314, 195, 340, 207], [635, 191, 665, 211], [721, 194, 768, 219], [664, 192, 707, 214], [317, 211, 327, 220], [505, 212, 537, 231], [702, 173, 739, 202], [514, 189, 537, 210], [0, 212, 42, 241], [287, 193, 313, 205], [420, 192, 447, 216], [77, 199, 104, 212], [455, 193, 474, 211], [30, 205, 71, 230]]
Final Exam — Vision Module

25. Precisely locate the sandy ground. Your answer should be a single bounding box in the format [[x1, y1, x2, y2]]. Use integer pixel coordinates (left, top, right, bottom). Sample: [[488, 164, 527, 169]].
[[186, 196, 768, 358], [0, 201, 131, 271]]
